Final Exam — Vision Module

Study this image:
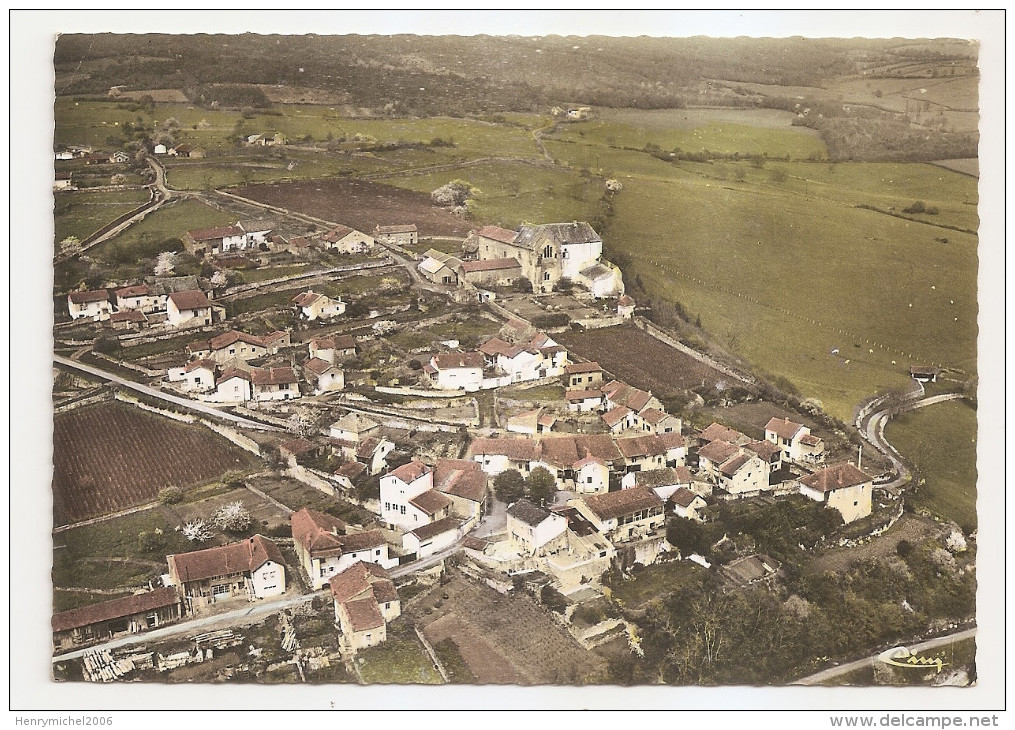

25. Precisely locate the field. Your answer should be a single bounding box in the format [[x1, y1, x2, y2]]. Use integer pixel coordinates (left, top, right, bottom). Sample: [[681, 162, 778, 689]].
[[52, 401, 258, 525], [54, 188, 151, 244], [885, 398, 978, 530], [556, 324, 728, 399], [409, 570, 608, 685], [233, 178, 473, 237], [606, 560, 706, 610], [356, 620, 443, 684]]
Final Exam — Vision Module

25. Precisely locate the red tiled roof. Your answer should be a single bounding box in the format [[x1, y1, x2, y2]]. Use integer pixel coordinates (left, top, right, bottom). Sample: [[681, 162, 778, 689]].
[[698, 440, 740, 465], [745, 440, 781, 460], [616, 434, 666, 459], [281, 438, 316, 457], [250, 366, 298, 386], [114, 284, 153, 298], [68, 290, 109, 304], [290, 508, 347, 557], [187, 225, 243, 241], [293, 291, 325, 308], [800, 434, 823, 447], [339, 529, 386, 552], [313, 334, 356, 351], [342, 597, 385, 632], [670, 487, 701, 509], [209, 330, 266, 351], [674, 466, 694, 483], [617, 295, 635, 307], [409, 489, 452, 516], [602, 406, 633, 428], [582, 487, 663, 521], [718, 453, 753, 477], [185, 358, 216, 373], [52, 587, 179, 633], [566, 388, 604, 402], [658, 431, 686, 449], [565, 361, 602, 375], [109, 310, 146, 323], [321, 225, 355, 242], [216, 367, 250, 385], [388, 460, 432, 485], [440, 469, 487, 503], [699, 422, 745, 444], [168, 290, 211, 311], [329, 561, 391, 604], [304, 357, 336, 376], [187, 340, 211, 354], [356, 436, 384, 459], [476, 225, 518, 244], [765, 417, 805, 441], [169, 536, 284, 584], [800, 463, 871, 493], [335, 461, 367, 480], [461, 258, 520, 273]]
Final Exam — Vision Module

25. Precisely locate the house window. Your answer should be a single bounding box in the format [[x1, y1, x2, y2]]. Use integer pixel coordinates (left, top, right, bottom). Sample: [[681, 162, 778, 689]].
[[400, 505, 406, 515], [212, 584, 229, 597], [543, 244, 553, 258], [543, 272, 551, 281], [375, 549, 381, 556], [587, 477, 593, 484]]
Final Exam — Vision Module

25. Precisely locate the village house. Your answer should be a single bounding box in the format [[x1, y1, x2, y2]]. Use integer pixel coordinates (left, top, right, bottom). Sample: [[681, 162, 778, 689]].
[[424, 351, 486, 391], [54, 171, 75, 190], [379, 461, 451, 532], [639, 408, 682, 435], [617, 294, 636, 318], [320, 225, 374, 254], [528, 434, 624, 489], [572, 454, 611, 495], [109, 150, 132, 163], [310, 334, 357, 364], [602, 380, 663, 416], [696, 439, 742, 478], [303, 357, 345, 394], [433, 459, 489, 529], [566, 387, 607, 413], [658, 431, 688, 467], [714, 453, 770, 497], [210, 368, 252, 403], [182, 225, 245, 256], [478, 335, 569, 385], [417, 250, 463, 286], [330, 562, 401, 654], [403, 516, 462, 560], [616, 433, 672, 472], [602, 405, 642, 434], [250, 366, 300, 401], [698, 422, 752, 447], [670, 487, 708, 522], [290, 508, 393, 590], [765, 417, 825, 464], [564, 361, 605, 390], [167, 535, 287, 614], [373, 224, 418, 247], [506, 499, 568, 556], [293, 290, 346, 321], [67, 290, 112, 321], [622, 466, 686, 501], [107, 310, 148, 332], [194, 330, 280, 364], [458, 258, 524, 288], [506, 408, 557, 435], [167, 358, 217, 393], [330, 412, 380, 445], [51, 587, 182, 652], [166, 290, 217, 328], [744, 439, 784, 475], [467, 436, 540, 476], [114, 284, 164, 314], [328, 413, 394, 475], [799, 462, 873, 524], [571, 487, 665, 543]]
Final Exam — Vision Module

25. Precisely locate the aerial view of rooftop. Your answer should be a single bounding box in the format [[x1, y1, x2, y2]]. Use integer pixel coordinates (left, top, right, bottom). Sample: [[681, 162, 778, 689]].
[[33, 18, 993, 706]]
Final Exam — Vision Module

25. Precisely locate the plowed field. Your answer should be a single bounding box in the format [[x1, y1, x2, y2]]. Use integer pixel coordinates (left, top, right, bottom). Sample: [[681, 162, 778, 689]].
[[231, 179, 472, 237], [52, 402, 257, 525]]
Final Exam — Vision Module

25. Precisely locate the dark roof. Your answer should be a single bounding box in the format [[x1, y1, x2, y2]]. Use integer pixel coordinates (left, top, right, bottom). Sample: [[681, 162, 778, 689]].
[[408, 516, 460, 542], [169, 536, 284, 584], [216, 367, 251, 385], [114, 284, 153, 298], [109, 310, 146, 323], [304, 357, 337, 376], [670, 487, 702, 509], [335, 461, 368, 480], [342, 597, 385, 632], [507, 498, 554, 527], [513, 221, 601, 252], [52, 587, 179, 633], [800, 463, 872, 493], [745, 440, 782, 460], [631, 468, 681, 488], [68, 290, 109, 304], [168, 290, 211, 311], [582, 487, 663, 521], [280, 438, 317, 457]]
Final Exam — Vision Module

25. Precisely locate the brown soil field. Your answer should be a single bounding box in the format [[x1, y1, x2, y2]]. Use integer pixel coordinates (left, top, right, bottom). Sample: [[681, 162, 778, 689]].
[[231, 179, 473, 238], [52, 402, 259, 525], [556, 324, 726, 399], [411, 570, 606, 685]]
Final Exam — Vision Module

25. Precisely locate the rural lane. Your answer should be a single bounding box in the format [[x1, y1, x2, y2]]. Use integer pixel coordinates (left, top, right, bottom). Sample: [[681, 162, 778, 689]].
[[53, 355, 282, 431], [51, 542, 463, 663], [792, 626, 977, 685]]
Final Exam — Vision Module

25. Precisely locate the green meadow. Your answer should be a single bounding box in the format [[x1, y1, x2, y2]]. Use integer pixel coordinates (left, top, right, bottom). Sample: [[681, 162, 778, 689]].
[[885, 398, 978, 530], [54, 188, 151, 243]]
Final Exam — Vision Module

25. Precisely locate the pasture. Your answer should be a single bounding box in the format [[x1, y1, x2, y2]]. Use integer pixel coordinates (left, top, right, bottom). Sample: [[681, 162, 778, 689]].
[[885, 398, 978, 530], [54, 188, 151, 244], [52, 401, 258, 525]]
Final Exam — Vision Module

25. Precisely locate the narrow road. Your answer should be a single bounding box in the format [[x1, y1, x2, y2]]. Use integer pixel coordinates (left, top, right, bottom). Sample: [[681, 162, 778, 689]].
[[53, 355, 282, 432], [792, 627, 977, 685], [52, 542, 464, 663], [860, 391, 966, 489]]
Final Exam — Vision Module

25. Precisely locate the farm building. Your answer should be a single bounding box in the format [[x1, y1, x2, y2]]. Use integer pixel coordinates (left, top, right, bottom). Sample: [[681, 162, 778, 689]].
[[167, 535, 287, 614], [799, 462, 873, 524], [114, 284, 164, 314], [303, 357, 345, 394], [459, 257, 523, 287], [166, 290, 218, 328], [183, 225, 245, 256], [507, 408, 556, 435], [310, 334, 357, 363], [564, 361, 604, 389], [290, 508, 395, 590], [417, 249, 463, 286], [320, 224, 374, 254], [52, 587, 182, 652], [292, 290, 346, 321], [764, 417, 824, 464], [424, 351, 486, 392], [107, 309, 148, 332], [67, 289, 112, 321], [250, 366, 300, 401], [373, 224, 418, 247], [330, 562, 401, 654]]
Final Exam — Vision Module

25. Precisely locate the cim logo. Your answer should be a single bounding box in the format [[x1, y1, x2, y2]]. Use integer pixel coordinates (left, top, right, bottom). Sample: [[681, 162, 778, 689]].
[[877, 646, 948, 673]]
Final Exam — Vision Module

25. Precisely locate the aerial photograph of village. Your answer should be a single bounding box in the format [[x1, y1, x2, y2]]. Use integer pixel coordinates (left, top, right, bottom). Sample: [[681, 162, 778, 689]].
[[16, 9, 1002, 715]]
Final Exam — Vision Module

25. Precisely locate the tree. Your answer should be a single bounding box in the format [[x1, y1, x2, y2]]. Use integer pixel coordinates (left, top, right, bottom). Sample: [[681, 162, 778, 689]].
[[526, 467, 557, 506], [540, 584, 568, 614], [159, 486, 184, 505], [213, 502, 252, 533], [154, 251, 177, 276], [431, 179, 478, 207], [493, 469, 525, 503], [182, 520, 213, 542], [58, 236, 82, 258]]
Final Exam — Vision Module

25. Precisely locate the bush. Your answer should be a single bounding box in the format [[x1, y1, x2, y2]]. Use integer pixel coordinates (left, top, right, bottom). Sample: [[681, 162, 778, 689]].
[[896, 539, 914, 558], [540, 584, 568, 614], [532, 313, 569, 329], [159, 486, 184, 505], [494, 469, 526, 503]]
